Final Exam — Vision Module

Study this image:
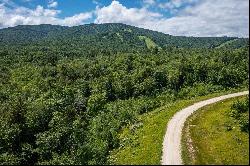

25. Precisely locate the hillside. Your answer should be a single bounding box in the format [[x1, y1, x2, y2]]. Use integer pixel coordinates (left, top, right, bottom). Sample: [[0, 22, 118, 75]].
[[0, 23, 248, 52]]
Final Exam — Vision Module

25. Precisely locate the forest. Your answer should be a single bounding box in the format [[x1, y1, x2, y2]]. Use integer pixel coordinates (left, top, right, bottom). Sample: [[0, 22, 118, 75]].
[[0, 23, 249, 165]]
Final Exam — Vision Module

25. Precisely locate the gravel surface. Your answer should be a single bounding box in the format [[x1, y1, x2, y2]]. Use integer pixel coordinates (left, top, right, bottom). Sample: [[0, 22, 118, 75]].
[[161, 91, 249, 165]]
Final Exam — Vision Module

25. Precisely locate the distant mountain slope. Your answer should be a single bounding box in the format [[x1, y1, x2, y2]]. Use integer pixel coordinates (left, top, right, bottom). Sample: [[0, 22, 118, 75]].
[[216, 38, 249, 49], [0, 24, 67, 44], [0, 23, 248, 50]]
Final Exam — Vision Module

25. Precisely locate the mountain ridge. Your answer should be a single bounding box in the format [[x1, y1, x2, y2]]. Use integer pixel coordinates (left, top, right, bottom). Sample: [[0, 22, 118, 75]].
[[0, 23, 248, 50]]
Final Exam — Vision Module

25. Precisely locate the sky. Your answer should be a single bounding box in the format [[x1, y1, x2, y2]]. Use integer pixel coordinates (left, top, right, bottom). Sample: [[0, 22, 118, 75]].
[[0, 0, 249, 37]]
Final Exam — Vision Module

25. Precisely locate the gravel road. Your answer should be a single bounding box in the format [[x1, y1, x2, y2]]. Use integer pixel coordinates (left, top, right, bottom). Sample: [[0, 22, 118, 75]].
[[161, 91, 249, 165]]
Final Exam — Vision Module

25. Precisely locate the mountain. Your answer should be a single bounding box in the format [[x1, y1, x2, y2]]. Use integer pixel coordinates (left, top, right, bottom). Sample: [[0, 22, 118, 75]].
[[0, 23, 248, 51]]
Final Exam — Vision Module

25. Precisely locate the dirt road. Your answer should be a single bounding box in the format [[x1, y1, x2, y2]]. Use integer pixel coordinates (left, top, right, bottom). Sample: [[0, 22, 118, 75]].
[[161, 91, 249, 165]]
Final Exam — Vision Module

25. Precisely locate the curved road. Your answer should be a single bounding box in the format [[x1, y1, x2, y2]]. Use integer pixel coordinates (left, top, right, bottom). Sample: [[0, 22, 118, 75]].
[[161, 91, 249, 165]]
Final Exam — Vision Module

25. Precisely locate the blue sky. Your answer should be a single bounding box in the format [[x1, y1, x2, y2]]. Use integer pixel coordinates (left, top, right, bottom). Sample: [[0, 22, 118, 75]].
[[7, 0, 175, 20], [0, 0, 249, 37]]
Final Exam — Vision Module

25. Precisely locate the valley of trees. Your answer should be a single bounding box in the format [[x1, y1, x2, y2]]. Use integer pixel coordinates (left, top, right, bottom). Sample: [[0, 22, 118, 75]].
[[0, 23, 249, 164]]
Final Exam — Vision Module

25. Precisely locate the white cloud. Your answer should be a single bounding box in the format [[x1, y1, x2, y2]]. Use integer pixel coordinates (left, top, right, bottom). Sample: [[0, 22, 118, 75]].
[[95, 0, 162, 26], [143, 0, 156, 5], [0, 0, 18, 7], [0, 3, 93, 28], [95, 0, 249, 37], [143, 0, 156, 9], [48, 0, 58, 8], [63, 12, 93, 26], [158, 0, 198, 10]]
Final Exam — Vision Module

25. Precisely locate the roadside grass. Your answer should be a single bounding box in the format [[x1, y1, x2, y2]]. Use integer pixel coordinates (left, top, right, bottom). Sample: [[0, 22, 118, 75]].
[[182, 96, 249, 165], [108, 88, 248, 165]]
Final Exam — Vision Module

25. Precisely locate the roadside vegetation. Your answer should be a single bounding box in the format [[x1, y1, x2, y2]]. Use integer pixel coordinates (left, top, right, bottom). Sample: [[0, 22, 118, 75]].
[[182, 96, 249, 165], [108, 89, 247, 164]]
